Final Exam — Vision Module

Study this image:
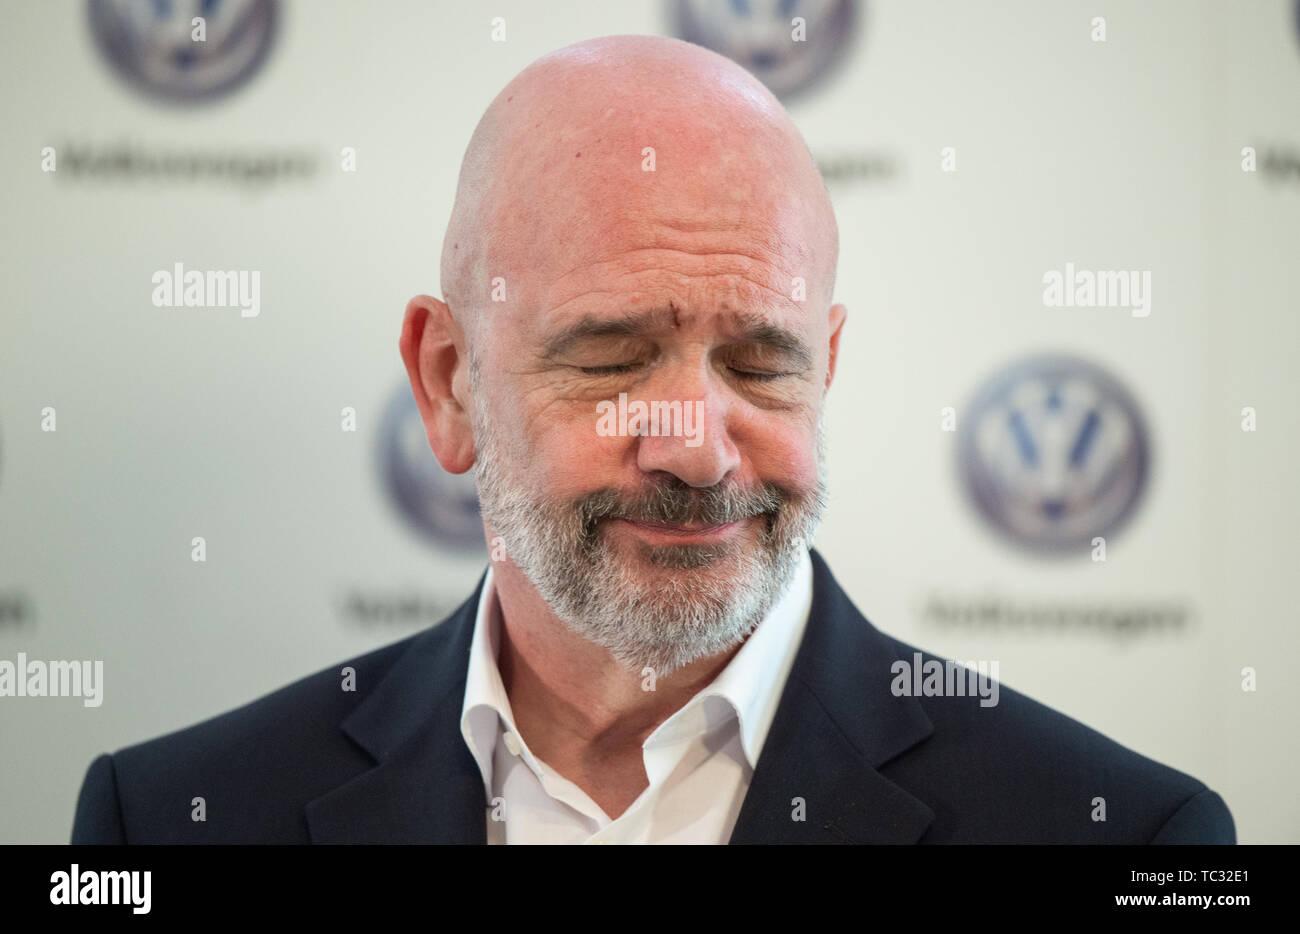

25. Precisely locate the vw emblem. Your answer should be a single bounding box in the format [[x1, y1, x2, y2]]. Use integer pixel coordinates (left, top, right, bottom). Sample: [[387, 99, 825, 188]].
[[672, 0, 860, 101], [958, 354, 1151, 554], [88, 0, 278, 103]]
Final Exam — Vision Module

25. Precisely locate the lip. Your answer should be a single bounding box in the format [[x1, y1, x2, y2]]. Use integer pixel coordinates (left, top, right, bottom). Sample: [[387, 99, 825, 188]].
[[611, 517, 748, 546]]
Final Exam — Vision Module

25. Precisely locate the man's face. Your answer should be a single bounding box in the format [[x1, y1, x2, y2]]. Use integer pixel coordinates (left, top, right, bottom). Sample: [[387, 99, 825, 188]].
[[466, 153, 838, 677]]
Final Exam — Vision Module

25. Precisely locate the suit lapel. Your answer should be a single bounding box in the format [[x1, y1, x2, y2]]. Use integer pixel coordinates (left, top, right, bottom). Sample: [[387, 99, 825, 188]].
[[305, 551, 935, 844], [729, 550, 936, 843], [305, 579, 488, 844]]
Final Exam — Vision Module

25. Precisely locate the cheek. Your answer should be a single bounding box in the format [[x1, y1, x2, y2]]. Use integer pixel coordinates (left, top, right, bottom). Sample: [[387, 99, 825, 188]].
[[520, 405, 629, 495], [735, 414, 822, 489]]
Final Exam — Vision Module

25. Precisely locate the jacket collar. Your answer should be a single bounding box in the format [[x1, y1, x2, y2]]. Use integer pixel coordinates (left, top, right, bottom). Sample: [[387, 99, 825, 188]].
[[727, 549, 935, 843], [305, 577, 488, 843], [305, 550, 935, 844]]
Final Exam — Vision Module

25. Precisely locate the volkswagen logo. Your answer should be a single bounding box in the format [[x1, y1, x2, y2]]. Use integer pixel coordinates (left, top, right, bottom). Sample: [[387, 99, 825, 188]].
[[957, 354, 1151, 554], [88, 0, 278, 103], [671, 0, 859, 101]]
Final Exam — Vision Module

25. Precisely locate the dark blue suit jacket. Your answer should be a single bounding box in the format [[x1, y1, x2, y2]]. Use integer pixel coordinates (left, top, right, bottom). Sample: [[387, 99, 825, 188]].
[[71, 550, 1235, 843]]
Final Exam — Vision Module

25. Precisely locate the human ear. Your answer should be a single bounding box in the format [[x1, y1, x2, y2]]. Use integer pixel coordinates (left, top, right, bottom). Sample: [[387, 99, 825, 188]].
[[398, 294, 476, 473]]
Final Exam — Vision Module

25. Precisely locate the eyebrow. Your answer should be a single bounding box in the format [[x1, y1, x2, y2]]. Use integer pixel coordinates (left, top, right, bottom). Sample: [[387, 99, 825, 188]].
[[542, 307, 813, 368], [542, 308, 675, 358], [734, 321, 814, 369]]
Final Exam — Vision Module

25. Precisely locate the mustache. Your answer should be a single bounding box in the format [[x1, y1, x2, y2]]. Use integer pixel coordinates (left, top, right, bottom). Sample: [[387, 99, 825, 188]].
[[575, 477, 791, 531]]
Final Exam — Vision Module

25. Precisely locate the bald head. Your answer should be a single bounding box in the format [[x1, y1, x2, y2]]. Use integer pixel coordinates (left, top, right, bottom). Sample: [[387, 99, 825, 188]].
[[439, 35, 838, 340]]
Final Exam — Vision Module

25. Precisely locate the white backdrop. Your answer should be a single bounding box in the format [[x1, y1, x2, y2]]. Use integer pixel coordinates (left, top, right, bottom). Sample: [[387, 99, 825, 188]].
[[1, 0, 1296, 843]]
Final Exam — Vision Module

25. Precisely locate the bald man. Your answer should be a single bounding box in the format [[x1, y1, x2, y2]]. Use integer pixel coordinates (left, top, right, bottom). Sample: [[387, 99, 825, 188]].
[[72, 36, 1233, 845]]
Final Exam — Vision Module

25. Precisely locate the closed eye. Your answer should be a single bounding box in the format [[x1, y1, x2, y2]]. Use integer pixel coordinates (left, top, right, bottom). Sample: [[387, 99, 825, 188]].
[[580, 364, 789, 380], [578, 363, 641, 376], [730, 368, 789, 382]]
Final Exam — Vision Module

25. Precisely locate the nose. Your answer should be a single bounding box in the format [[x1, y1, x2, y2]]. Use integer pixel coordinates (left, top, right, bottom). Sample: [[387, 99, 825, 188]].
[[633, 368, 740, 488]]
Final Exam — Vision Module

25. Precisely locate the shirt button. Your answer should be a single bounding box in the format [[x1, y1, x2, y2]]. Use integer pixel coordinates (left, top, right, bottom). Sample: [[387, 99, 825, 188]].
[[503, 732, 522, 756]]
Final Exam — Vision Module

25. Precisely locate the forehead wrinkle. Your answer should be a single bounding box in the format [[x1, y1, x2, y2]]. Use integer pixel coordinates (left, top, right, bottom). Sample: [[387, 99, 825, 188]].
[[517, 164, 821, 266], [541, 248, 813, 315]]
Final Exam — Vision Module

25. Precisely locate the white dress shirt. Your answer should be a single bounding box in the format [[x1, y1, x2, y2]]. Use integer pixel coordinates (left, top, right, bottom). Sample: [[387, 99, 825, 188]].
[[458, 550, 814, 844]]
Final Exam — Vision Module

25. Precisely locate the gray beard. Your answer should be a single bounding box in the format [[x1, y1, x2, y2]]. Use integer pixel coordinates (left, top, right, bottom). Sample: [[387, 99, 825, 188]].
[[469, 374, 826, 678]]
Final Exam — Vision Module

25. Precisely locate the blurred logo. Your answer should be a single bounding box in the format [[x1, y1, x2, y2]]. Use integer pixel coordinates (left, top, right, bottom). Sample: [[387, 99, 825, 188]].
[[671, 0, 859, 101], [88, 0, 278, 103], [377, 384, 483, 551], [957, 355, 1150, 554]]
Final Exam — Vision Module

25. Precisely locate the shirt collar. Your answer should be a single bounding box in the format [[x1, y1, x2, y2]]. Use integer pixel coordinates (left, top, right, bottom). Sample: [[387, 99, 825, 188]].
[[459, 563, 515, 803], [458, 550, 815, 798]]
